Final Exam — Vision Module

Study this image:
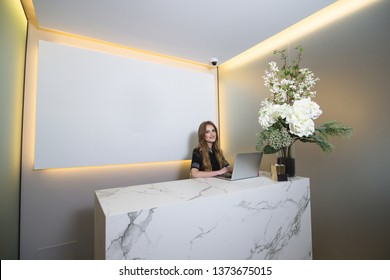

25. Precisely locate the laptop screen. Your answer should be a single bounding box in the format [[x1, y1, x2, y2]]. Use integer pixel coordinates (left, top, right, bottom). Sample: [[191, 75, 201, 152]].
[[218, 152, 262, 181]]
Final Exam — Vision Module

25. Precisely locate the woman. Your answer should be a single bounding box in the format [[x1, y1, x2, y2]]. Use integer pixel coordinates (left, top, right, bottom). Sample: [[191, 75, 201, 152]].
[[190, 121, 233, 178]]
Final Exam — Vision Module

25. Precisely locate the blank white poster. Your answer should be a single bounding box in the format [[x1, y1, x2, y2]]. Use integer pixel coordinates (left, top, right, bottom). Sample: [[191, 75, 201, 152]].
[[34, 40, 216, 169]]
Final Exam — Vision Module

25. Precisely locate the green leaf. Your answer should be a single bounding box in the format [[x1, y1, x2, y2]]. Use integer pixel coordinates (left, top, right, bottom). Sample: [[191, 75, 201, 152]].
[[263, 145, 279, 154], [315, 121, 353, 138], [299, 138, 316, 143]]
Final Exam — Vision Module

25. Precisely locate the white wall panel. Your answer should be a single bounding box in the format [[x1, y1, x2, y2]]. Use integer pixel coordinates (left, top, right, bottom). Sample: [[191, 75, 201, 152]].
[[35, 40, 216, 169]]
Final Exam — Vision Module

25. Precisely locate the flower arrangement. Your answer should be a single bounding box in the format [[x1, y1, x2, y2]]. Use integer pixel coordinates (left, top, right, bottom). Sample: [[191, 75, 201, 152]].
[[256, 46, 353, 158]]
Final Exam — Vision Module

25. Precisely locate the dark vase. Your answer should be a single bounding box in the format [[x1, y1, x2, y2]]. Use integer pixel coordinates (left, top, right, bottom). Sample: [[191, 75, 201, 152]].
[[277, 157, 295, 177]]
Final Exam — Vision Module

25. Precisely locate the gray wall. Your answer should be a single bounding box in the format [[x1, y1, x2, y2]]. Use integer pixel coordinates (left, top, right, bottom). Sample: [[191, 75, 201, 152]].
[[219, 0, 390, 259], [0, 0, 27, 259]]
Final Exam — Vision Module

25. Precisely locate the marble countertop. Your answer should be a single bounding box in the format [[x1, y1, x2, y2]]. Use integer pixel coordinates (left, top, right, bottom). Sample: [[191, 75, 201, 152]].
[[95, 173, 307, 217]]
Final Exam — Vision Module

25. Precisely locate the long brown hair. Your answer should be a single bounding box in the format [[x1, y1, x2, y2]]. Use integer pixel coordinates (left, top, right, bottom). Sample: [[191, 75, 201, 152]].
[[197, 121, 225, 171]]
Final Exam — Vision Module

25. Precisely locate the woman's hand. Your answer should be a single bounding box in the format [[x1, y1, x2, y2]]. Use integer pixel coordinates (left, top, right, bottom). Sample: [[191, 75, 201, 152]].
[[218, 167, 229, 176]]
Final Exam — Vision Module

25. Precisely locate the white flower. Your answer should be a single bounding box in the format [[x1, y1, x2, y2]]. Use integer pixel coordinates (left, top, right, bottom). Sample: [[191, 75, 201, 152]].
[[286, 98, 322, 137], [295, 98, 322, 119], [258, 101, 292, 129], [289, 117, 315, 137], [258, 100, 276, 129], [269, 61, 279, 72], [273, 103, 291, 119]]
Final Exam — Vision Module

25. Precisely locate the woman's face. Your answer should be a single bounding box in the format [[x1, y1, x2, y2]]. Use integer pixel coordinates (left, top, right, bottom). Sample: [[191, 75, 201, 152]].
[[204, 124, 217, 145]]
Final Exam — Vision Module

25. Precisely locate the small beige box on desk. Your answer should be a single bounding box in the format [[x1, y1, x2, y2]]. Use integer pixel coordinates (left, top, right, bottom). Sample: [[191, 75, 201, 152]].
[[271, 164, 287, 181]]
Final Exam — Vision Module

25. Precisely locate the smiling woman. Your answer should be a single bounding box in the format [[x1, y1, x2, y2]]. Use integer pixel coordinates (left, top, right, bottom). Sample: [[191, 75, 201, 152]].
[[190, 121, 232, 178]]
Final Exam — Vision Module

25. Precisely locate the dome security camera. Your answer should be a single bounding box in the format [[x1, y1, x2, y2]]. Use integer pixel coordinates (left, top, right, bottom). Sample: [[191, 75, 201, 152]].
[[209, 58, 219, 67]]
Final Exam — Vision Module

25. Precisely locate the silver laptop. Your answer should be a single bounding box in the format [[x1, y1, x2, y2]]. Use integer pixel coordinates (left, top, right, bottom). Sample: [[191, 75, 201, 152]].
[[217, 152, 263, 181]]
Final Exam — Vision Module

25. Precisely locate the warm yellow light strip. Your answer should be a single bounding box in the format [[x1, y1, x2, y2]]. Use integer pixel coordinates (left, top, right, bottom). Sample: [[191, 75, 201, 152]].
[[4, 0, 27, 170], [19, 0, 208, 68], [20, 0, 36, 25], [220, 0, 379, 70], [34, 160, 191, 174], [38, 27, 209, 68]]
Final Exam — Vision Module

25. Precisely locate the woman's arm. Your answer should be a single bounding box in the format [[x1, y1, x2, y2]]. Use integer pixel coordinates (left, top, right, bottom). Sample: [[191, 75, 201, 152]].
[[190, 166, 230, 178], [226, 164, 233, 173]]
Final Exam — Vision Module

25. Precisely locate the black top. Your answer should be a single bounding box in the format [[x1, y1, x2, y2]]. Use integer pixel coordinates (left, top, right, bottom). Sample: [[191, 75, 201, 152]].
[[190, 148, 229, 171]]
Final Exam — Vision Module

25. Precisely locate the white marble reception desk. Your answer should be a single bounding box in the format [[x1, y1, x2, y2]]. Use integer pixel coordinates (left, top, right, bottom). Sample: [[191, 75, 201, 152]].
[[94, 174, 311, 260]]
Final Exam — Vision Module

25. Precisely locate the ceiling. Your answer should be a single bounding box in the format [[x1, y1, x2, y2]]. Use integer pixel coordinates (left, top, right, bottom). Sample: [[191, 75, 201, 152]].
[[28, 0, 336, 65]]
